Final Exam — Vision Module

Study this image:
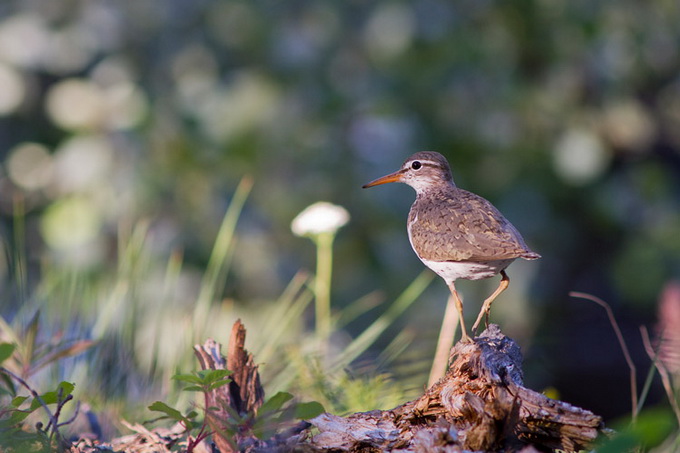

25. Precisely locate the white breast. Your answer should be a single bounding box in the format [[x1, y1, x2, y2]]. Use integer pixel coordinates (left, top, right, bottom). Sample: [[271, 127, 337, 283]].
[[419, 257, 513, 283]]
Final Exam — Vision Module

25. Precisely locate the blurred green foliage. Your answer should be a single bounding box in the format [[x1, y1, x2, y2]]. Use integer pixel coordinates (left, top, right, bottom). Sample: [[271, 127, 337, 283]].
[[0, 0, 678, 441], [597, 407, 678, 453]]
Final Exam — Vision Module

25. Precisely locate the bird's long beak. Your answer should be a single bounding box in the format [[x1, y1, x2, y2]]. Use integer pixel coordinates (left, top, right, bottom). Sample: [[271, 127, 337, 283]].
[[362, 170, 404, 188]]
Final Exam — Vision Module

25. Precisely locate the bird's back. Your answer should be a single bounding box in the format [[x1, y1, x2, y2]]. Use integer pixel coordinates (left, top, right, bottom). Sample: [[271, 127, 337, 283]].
[[408, 187, 539, 263]]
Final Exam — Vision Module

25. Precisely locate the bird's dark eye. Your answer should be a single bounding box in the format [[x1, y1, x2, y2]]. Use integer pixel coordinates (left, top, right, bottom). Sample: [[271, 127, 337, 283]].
[[411, 161, 422, 170]]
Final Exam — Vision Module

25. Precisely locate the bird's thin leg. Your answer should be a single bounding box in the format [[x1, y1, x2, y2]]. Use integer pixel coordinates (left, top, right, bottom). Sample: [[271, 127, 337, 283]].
[[447, 281, 470, 342], [472, 270, 510, 334]]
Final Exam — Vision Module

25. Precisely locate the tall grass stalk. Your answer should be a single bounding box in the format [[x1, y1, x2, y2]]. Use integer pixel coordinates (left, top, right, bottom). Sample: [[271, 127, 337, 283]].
[[255, 271, 314, 366], [334, 291, 382, 330], [163, 250, 184, 299], [266, 271, 433, 395], [331, 271, 433, 371], [378, 329, 416, 367], [12, 195, 27, 305], [91, 280, 130, 339], [193, 176, 253, 337], [313, 232, 334, 345], [91, 221, 151, 339]]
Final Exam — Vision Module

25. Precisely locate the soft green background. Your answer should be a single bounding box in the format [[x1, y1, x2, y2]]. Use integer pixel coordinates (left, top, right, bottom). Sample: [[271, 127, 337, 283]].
[[0, 0, 679, 431]]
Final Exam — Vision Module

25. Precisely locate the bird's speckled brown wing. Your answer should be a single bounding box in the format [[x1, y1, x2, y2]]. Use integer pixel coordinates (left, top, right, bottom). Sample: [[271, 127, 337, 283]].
[[408, 188, 538, 262]]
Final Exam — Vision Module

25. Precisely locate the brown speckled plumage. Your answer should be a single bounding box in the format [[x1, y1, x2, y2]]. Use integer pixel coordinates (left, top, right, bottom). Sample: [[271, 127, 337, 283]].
[[363, 151, 540, 342], [408, 187, 538, 262]]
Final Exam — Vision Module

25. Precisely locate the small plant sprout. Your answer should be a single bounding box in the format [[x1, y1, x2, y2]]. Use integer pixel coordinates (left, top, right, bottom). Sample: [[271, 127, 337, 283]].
[[291, 202, 350, 345]]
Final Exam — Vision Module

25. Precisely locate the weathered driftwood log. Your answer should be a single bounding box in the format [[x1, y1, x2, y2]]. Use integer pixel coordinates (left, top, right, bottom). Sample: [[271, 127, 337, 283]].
[[310, 324, 605, 452]]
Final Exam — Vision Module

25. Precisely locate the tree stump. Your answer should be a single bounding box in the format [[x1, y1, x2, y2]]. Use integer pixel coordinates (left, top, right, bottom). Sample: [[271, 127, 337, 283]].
[[193, 321, 266, 453]]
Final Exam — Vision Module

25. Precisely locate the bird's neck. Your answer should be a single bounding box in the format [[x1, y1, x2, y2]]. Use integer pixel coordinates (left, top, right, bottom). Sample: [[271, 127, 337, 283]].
[[412, 180, 457, 197]]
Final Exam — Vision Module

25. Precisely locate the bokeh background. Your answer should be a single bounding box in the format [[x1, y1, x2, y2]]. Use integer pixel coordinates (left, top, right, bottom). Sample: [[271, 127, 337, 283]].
[[1, 0, 679, 434]]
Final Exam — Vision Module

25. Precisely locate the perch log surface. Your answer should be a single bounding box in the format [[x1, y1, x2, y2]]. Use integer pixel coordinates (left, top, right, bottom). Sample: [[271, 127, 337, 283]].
[[196, 322, 604, 452], [310, 324, 604, 452]]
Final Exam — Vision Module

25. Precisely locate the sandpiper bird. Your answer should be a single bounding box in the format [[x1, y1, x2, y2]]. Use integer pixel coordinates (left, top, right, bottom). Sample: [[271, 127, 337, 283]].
[[363, 151, 540, 342]]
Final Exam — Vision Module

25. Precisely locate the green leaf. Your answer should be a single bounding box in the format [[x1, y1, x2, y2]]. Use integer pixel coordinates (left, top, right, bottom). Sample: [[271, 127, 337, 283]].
[[148, 401, 185, 422], [173, 369, 231, 391], [0, 342, 15, 364], [11, 396, 28, 407], [23, 311, 40, 366], [31, 391, 56, 409], [294, 401, 325, 420], [198, 369, 231, 384], [0, 409, 32, 428], [0, 372, 16, 396], [599, 408, 676, 453], [172, 373, 205, 385], [57, 381, 75, 397], [182, 385, 205, 392], [258, 391, 294, 415], [29, 381, 76, 410], [596, 432, 639, 453], [208, 379, 231, 391]]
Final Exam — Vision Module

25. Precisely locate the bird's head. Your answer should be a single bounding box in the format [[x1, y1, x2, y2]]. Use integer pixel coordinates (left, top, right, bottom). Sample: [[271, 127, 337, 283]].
[[362, 151, 454, 193]]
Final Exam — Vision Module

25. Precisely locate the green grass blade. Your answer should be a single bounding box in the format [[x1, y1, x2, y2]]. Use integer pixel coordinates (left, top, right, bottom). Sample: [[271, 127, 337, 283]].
[[256, 271, 313, 364], [193, 176, 253, 334], [91, 280, 130, 338], [163, 250, 184, 299], [636, 362, 657, 416], [0, 317, 20, 354], [334, 291, 383, 330], [12, 196, 27, 305], [377, 328, 415, 367], [331, 271, 434, 371]]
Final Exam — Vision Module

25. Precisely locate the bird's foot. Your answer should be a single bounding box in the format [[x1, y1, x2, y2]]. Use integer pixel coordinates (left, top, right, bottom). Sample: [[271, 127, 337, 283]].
[[471, 314, 490, 335], [459, 332, 473, 343], [471, 318, 482, 335]]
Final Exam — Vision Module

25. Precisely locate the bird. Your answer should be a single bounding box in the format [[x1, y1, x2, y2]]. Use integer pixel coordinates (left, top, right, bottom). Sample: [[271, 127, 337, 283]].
[[363, 151, 540, 342]]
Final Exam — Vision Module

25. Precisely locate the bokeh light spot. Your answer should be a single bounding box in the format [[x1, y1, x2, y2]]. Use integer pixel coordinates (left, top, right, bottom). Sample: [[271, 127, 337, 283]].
[[40, 196, 102, 250], [45, 78, 107, 131], [7, 142, 54, 191], [104, 82, 148, 130], [553, 128, 610, 186], [600, 100, 656, 152], [42, 26, 94, 74], [196, 71, 280, 143], [364, 4, 415, 60], [53, 135, 114, 192], [0, 14, 49, 68], [0, 62, 25, 115]]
